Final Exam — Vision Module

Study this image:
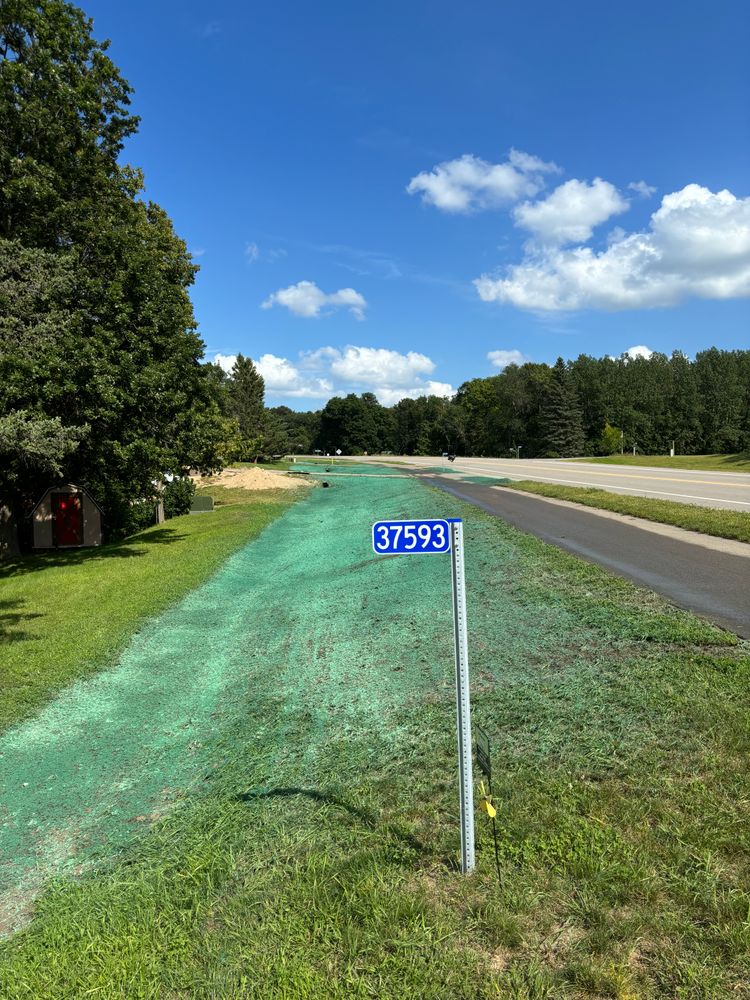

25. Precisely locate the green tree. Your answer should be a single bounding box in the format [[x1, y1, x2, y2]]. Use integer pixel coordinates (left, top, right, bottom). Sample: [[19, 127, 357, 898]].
[[259, 411, 291, 459], [598, 422, 622, 455], [0, 0, 140, 246], [0, 3, 226, 537], [268, 406, 321, 454], [228, 355, 265, 459], [0, 409, 87, 488], [540, 358, 585, 457], [695, 348, 747, 452]]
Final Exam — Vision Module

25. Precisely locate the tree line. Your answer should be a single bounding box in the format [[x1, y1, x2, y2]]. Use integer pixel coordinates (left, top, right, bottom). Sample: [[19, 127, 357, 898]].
[[247, 349, 750, 460]]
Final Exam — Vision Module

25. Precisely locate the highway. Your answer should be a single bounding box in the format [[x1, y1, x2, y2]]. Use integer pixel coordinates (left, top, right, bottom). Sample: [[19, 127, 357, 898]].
[[371, 456, 750, 510], [426, 477, 750, 639]]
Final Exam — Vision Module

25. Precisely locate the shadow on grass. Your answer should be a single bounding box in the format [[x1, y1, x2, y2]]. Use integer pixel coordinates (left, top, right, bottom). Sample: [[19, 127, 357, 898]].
[[0, 599, 43, 644], [0, 527, 187, 580], [237, 786, 449, 865]]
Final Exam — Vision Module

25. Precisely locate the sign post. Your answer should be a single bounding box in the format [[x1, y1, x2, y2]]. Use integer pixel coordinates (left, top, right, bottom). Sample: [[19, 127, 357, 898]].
[[371, 516, 475, 873], [449, 518, 475, 873]]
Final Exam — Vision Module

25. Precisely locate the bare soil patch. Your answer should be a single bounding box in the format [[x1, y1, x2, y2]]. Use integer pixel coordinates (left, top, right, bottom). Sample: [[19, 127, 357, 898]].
[[193, 466, 313, 492]]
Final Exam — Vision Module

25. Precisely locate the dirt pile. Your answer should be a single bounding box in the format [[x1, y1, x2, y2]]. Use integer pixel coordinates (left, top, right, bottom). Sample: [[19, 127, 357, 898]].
[[193, 466, 313, 492]]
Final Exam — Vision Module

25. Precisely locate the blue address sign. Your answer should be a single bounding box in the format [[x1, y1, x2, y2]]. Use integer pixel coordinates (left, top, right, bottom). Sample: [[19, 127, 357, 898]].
[[372, 518, 452, 555]]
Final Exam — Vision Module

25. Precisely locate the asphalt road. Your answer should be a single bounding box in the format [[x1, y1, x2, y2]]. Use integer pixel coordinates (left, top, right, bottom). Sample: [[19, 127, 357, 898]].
[[427, 478, 750, 639], [375, 456, 750, 510]]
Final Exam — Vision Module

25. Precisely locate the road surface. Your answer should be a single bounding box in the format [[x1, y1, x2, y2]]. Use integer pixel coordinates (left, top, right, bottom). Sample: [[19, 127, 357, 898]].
[[426, 477, 750, 639], [363, 456, 750, 510]]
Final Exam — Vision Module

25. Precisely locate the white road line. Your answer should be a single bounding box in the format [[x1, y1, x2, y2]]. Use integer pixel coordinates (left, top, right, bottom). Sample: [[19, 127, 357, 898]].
[[449, 464, 750, 508]]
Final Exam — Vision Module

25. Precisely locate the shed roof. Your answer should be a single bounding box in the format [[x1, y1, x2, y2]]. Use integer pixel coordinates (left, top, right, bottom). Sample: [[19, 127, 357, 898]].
[[29, 482, 103, 518]]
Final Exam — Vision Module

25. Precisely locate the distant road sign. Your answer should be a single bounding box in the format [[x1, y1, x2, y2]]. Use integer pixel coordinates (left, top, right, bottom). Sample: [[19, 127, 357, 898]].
[[372, 518, 451, 555], [335, 448, 342, 455]]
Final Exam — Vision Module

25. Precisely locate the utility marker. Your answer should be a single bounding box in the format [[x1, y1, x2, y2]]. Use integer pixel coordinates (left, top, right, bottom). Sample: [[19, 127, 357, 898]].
[[371, 516, 475, 873]]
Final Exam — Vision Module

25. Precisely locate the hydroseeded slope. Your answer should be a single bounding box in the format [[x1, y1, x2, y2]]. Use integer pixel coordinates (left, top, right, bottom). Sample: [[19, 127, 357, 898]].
[[1, 465, 748, 997]]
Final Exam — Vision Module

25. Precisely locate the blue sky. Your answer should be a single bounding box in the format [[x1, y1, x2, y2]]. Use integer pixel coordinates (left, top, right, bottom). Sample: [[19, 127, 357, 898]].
[[87, 0, 749, 408]]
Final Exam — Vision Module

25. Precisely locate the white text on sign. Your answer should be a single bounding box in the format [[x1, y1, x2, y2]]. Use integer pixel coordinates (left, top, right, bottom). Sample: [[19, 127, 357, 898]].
[[371, 519, 452, 555]]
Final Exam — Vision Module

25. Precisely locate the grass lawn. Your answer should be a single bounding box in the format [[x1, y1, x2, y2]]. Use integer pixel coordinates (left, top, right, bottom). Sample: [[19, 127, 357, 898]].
[[1, 469, 748, 997], [580, 453, 750, 473], [196, 483, 307, 506], [504, 480, 750, 544], [0, 497, 297, 733]]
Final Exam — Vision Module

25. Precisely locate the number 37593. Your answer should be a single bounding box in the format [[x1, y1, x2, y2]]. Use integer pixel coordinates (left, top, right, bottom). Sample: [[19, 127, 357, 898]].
[[371, 519, 452, 555]]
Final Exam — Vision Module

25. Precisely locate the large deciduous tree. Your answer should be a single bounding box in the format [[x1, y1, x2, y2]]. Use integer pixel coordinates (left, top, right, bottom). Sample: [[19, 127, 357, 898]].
[[0, 0, 226, 537]]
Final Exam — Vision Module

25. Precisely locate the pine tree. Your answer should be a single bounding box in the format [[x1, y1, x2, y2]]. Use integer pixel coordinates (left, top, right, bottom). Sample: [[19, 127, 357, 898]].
[[540, 358, 585, 457], [228, 355, 265, 459]]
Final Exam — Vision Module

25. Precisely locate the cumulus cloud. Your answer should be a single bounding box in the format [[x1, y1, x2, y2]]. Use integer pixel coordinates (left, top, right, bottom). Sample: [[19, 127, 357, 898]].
[[297, 346, 454, 403], [513, 178, 629, 245], [487, 349, 530, 369], [406, 149, 560, 213], [261, 280, 367, 320], [475, 184, 750, 311], [210, 346, 454, 405], [255, 353, 333, 398], [206, 353, 330, 397], [328, 346, 435, 387], [375, 381, 454, 406], [624, 345, 653, 360]]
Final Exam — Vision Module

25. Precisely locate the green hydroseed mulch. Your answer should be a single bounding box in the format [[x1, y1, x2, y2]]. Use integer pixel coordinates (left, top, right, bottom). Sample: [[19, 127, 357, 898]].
[[1, 464, 748, 997], [0, 501, 295, 732]]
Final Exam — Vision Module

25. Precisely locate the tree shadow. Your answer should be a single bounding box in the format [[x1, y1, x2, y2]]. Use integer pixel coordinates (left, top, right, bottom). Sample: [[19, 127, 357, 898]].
[[0, 599, 43, 644], [721, 452, 750, 468], [236, 786, 453, 866], [0, 528, 188, 580]]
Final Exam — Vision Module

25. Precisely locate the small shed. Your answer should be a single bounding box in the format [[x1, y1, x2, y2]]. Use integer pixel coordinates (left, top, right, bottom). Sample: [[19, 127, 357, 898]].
[[30, 483, 103, 550]]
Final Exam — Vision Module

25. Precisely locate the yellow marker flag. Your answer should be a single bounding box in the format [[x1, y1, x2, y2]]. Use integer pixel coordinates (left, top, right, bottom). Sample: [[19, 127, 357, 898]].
[[481, 798, 497, 819]]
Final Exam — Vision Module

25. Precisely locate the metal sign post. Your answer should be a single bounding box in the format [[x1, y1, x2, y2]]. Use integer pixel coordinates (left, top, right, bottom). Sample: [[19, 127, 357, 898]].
[[449, 518, 475, 874], [371, 516, 475, 873]]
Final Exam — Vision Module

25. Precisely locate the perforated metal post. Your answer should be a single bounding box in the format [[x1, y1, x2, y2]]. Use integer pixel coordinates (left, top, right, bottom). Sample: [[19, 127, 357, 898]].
[[449, 518, 475, 873]]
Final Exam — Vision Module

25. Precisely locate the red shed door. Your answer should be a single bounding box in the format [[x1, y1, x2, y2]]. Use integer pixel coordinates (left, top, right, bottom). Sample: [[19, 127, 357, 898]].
[[53, 493, 83, 546]]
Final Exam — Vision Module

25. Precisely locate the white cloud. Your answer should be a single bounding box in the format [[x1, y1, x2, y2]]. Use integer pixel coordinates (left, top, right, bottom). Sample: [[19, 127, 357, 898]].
[[207, 346, 452, 405], [507, 149, 560, 175], [624, 345, 653, 360], [376, 381, 454, 406], [628, 180, 657, 198], [406, 149, 560, 214], [513, 178, 629, 245], [209, 347, 452, 404], [211, 353, 237, 373], [606, 345, 655, 361], [207, 353, 330, 397], [254, 354, 333, 398], [487, 349, 530, 369], [328, 346, 434, 387], [261, 280, 367, 320], [475, 184, 750, 311], [245, 242, 260, 262]]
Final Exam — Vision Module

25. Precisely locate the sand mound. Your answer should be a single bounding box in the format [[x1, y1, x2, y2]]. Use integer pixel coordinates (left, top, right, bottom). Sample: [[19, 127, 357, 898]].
[[193, 465, 313, 492]]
